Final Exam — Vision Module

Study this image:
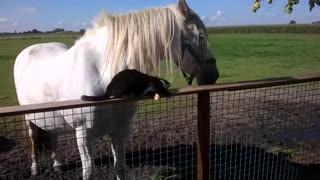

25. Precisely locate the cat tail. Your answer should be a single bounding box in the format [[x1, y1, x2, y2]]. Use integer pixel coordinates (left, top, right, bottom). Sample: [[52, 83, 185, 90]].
[[81, 95, 104, 101], [81, 88, 112, 101]]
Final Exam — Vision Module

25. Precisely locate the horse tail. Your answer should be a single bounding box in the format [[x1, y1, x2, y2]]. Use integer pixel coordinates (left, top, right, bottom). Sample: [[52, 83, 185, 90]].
[[25, 120, 51, 164], [37, 127, 51, 163]]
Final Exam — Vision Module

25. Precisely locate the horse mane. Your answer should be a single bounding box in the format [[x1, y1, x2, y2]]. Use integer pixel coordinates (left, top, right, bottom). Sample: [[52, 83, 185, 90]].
[[78, 5, 187, 78]]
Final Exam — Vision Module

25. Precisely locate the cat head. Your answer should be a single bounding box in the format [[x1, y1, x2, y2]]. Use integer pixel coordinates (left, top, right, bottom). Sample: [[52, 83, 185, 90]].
[[151, 77, 172, 99], [157, 77, 170, 89]]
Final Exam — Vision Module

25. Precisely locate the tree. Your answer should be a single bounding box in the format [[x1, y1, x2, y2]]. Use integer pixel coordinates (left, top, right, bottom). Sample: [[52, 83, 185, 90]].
[[80, 29, 86, 34], [31, 29, 42, 34], [52, 28, 65, 33], [252, 0, 320, 14], [289, 20, 296, 24]]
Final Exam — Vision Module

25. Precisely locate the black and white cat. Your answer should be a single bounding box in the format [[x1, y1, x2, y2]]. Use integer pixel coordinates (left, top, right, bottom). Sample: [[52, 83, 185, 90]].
[[81, 69, 172, 101]]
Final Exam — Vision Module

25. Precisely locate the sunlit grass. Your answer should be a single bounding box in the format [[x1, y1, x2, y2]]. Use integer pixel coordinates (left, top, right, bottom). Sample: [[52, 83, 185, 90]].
[[0, 33, 320, 107]]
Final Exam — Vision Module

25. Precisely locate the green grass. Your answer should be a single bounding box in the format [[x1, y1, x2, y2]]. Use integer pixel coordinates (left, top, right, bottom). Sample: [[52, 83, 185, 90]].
[[209, 34, 320, 83], [0, 33, 320, 107]]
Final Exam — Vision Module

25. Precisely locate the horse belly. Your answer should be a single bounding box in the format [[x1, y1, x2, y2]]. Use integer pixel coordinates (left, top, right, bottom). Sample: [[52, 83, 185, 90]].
[[26, 111, 74, 133]]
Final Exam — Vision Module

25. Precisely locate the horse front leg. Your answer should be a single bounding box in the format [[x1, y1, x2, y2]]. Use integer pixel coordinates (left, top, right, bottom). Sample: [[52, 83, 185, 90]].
[[75, 127, 94, 180], [111, 134, 127, 180]]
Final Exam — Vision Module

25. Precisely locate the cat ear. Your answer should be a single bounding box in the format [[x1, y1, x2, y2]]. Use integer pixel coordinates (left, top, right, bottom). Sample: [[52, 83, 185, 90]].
[[158, 78, 170, 88], [158, 77, 169, 84]]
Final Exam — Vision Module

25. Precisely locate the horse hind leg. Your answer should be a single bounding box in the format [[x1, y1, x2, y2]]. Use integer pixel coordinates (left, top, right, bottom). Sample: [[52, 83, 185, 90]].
[[111, 134, 127, 180], [26, 119, 61, 175], [26, 120, 40, 176], [47, 133, 62, 172]]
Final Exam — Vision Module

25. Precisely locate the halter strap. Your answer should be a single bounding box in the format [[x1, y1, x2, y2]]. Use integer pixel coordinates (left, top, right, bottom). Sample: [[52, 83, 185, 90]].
[[180, 33, 216, 85]]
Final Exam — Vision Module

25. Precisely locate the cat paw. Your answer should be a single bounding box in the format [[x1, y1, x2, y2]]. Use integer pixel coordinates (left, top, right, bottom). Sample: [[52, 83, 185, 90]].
[[154, 94, 160, 100]]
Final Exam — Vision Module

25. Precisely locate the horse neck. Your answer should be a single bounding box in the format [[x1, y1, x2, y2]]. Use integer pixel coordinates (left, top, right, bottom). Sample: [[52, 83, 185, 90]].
[[105, 8, 184, 77], [75, 27, 113, 89], [75, 20, 182, 89]]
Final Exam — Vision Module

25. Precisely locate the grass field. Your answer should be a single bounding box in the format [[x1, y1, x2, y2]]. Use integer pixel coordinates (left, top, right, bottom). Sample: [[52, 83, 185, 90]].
[[0, 33, 320, 107]]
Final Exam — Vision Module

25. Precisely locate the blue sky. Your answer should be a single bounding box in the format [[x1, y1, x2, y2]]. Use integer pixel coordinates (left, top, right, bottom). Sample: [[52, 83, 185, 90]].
[[0, 0, 319, 32]]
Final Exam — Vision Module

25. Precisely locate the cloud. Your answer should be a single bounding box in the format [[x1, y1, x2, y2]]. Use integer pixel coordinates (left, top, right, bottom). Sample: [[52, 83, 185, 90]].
[[56, 21, 64, 26], [81, 22, 88, 27], [22, 7, 37, 14], [261, 10, 278, 17], [216, 10, 222, 17], [0, 17, 9, 23], [52, 21, 89, 31], [113, 9, 129, 15], [0, 17, 19, 32], [73, 21, 89, 28], [12, 21, 19, 27], [201, 10, 226, 26], [0, 17, 18, 26]]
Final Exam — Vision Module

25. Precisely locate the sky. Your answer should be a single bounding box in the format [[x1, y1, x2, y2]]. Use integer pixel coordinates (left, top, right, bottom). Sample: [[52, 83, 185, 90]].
[[0, 0, 319, 32]]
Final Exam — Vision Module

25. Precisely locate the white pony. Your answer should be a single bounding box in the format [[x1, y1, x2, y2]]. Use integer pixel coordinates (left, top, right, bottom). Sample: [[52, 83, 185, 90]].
[[13, 0, 219, 179]]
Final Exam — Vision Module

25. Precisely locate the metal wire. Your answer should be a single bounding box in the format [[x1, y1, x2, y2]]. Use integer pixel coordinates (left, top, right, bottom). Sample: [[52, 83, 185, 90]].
[[0, 78, 319, 179], [210, 81, 320, 180]]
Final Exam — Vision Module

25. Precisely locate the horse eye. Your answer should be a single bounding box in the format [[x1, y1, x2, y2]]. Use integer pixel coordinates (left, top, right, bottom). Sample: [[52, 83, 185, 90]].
[[199, 33, 204, 39], [183, 35, 189, 40]]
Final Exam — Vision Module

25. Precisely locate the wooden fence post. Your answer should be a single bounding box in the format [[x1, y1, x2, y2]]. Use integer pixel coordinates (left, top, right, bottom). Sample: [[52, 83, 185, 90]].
[[197, 92, 210, 180]]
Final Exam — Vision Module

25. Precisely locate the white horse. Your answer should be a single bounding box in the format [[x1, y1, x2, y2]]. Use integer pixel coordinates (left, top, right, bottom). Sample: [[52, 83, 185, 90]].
[[13, 0, 219, 179]]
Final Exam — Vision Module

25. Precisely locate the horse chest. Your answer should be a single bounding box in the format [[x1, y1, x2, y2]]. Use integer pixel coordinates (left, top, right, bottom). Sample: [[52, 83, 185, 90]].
[[89, 103, 138, 137]]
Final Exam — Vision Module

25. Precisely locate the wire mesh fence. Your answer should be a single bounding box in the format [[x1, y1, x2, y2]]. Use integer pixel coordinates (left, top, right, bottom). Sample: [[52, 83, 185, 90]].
[[209, 80, 320, 180], [0, 74, 320, 180]]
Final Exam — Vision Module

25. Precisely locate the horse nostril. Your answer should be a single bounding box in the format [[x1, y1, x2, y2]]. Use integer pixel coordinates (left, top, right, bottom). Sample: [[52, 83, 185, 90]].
[[195, 63, 219, 85]]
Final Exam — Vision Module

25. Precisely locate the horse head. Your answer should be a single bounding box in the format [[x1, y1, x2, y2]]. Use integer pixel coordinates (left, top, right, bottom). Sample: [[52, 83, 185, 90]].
[[175, 0, 220, 86]]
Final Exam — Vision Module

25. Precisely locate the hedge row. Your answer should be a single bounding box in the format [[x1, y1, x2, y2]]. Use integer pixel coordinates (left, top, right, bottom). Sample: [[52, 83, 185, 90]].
[[207, 24, 320, 34]]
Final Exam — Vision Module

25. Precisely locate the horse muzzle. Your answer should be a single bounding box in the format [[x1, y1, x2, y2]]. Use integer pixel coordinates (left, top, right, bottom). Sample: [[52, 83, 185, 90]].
[[195, 58, 219, 86]]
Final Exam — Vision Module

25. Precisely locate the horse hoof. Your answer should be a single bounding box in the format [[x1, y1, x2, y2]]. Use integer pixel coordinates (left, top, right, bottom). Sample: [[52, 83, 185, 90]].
[[31, 171, 38, 176], [53, 161, 62, 172], [30, 165, 39, 176], [53, 165, 62, 172]]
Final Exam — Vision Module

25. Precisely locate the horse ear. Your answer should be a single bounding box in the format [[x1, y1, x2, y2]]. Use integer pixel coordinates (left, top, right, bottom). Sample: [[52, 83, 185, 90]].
[[177, 0, 190, 17]]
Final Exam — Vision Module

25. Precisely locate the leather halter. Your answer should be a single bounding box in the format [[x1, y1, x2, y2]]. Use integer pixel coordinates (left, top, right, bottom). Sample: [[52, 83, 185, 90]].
[[180, 33, 216, 85]]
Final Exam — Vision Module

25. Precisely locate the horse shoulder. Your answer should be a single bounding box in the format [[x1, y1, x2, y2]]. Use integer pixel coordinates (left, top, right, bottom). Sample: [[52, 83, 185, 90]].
[[68, 41, 107, 97]]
